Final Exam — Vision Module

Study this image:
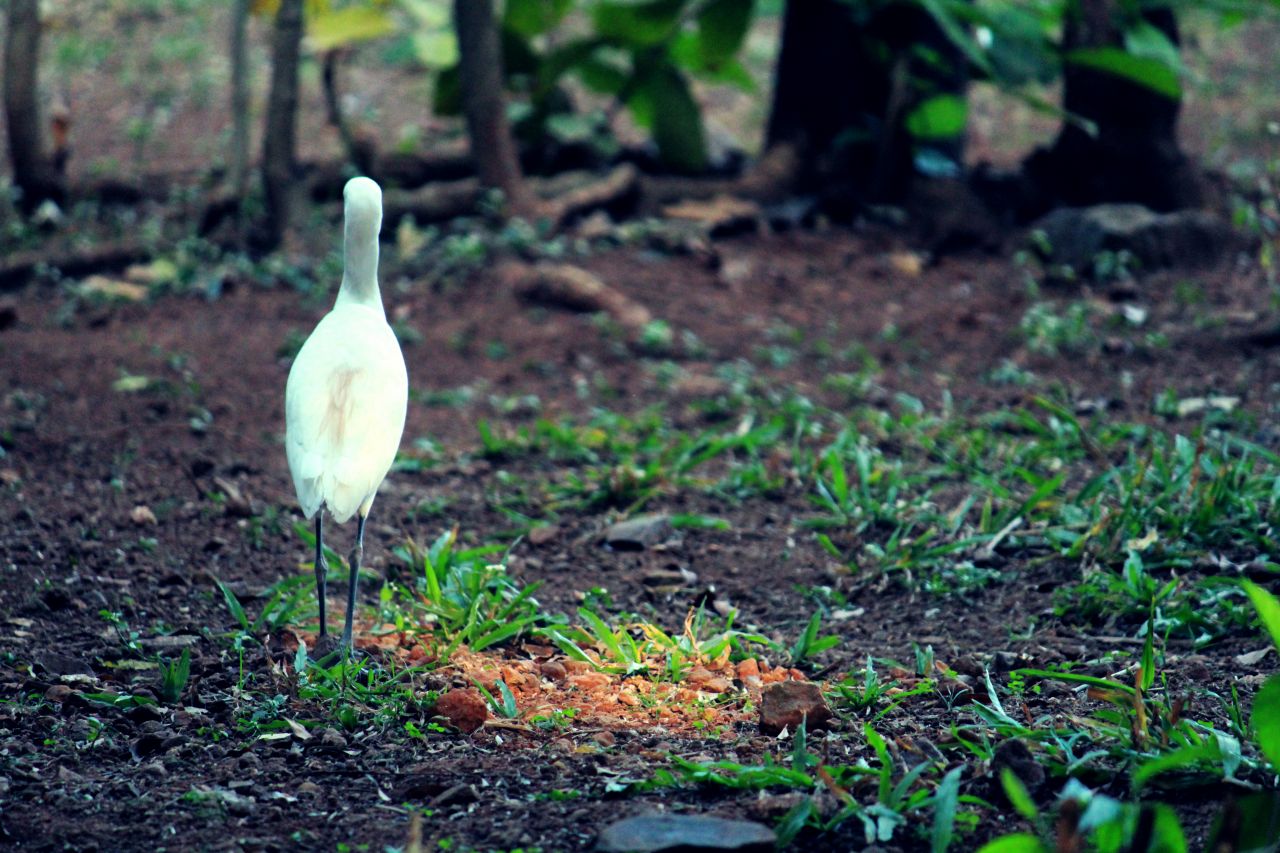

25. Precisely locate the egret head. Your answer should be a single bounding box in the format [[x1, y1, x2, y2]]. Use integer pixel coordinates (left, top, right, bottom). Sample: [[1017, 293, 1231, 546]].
[[343, 177, 383, 241]]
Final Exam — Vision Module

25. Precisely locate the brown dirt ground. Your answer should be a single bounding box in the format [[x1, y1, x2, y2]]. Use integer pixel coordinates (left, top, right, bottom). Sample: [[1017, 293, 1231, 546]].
[[2, 219, 1279, 850]]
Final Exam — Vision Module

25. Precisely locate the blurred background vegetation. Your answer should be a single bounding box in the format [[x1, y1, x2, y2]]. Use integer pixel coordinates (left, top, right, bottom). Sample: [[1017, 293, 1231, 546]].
[[0, 0, 1277, 263]]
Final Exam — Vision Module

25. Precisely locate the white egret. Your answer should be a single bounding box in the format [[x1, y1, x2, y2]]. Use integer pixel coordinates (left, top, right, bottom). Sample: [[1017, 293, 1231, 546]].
[[285, 176, 408, 651]]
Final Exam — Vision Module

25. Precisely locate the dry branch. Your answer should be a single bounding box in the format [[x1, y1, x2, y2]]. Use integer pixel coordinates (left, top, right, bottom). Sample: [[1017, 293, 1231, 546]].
[[503, 262, 651, 334], [0, 241, 150, 291], [381, 179, 483, 227], [542, 163, 639, 226], [377, 165, 639, 231]]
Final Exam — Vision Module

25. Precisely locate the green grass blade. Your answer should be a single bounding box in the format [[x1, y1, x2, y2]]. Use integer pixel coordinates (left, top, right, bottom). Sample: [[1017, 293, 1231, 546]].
[[930, 765, 964, 853], [215, 578, 250, 632], [1243, 580, 1280, 652]]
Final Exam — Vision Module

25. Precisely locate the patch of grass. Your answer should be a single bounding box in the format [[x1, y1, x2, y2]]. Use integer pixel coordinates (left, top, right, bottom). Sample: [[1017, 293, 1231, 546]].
[[158, 647, 191, 704], [638, 720, 979, 848], [963, 592, 1280, 818], [389, 527, 545, 660], [539, 604, 772, 682], [1018, 300, 1100, 356]]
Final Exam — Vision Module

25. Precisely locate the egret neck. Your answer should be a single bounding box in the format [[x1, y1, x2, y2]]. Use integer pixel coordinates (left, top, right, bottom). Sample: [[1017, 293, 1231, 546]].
[[335, 179, 384, 315]]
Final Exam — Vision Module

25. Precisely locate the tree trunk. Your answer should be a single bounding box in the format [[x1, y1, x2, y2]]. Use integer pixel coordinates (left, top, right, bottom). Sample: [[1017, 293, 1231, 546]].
[[3, 0, 63, 212], [229, 0, 250, 194], [321, 50, 376, 177], [1023, 0, 1202, 213], [764, 0, 967, 210], [453, 0, 539, 218], [766, 0, 866, 171], [228, 0, 251, 245], [260, 0, 304, 251]]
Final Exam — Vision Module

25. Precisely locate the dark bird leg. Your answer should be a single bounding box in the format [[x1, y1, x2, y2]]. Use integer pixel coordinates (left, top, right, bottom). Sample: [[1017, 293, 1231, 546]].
[[341, 512, 366, 651], [314, 514, 328, 638]]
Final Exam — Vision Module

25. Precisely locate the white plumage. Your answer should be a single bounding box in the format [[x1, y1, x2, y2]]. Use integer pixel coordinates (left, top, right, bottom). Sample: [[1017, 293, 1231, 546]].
[[285, 176, 407, 650], [286, 307, 406, 521]]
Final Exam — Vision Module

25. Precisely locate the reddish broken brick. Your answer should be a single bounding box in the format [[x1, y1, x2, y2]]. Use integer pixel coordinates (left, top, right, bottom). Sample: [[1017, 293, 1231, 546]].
[[758, 680, 832, 735], [433, 689, 489, 734]]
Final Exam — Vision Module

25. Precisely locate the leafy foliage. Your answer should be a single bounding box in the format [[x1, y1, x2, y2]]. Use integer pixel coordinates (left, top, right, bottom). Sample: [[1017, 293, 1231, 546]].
[[391, 527, 544, 658]]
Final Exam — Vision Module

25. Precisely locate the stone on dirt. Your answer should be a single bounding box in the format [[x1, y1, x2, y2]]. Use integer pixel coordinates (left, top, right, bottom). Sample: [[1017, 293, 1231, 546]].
[[604, 514, 672, 551], [992, 738, 1045, 796], [1031, 204, 1236, 276], [757, 680, 832, 735], [597, 813, 775, 853]]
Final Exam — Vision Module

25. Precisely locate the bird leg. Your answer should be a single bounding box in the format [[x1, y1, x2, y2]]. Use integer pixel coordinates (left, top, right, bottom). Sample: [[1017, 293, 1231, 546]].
[[340, 513, 366, 651], [314, 514, 328, 639]]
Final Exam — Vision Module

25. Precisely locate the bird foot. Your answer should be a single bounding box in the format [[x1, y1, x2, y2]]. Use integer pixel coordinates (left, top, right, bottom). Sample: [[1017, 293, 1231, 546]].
[[307, 633, 347, 665]]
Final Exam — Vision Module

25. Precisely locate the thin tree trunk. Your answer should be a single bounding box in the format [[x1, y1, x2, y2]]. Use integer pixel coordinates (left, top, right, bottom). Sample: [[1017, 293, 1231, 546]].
[[1023, 0, 1202, 213], [453, 0, 539, 218], [3, 0, 63, 212], [321, 50, 375, 176], [764, 0, 967, 208], [228, 0, 251, 245], [260, 0, 304, 250]]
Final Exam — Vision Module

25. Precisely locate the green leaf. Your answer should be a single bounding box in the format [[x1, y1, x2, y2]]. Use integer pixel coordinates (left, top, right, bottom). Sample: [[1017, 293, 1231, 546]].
[[1140, 599, 1156, 692], [400, 0, 448, 28], [791, 718, 809, 772], [1243, 579, 1280, 652], [999, 767, 1038, 821], [1132, 739, 1222, 789], [695, 0, 754, 68], [505, 0, 572, 37], [1148, 804, 1189, 853], [412, 29, 459, 69], [976, 832, 1049, 853], [1253, 674, 1280, 770], [974, 3, 1059, 85], [1065, 47, 1181, 99], [904, 94, 967, 140], [496, 678, 518, 717], [594, 0, 686, 47], [307, 5, 395, 52], [775, 798, 819, 848], [917, 0, 994, 77], [1011, 668, 1135, 696], [575, 55, 629, 95], [628, 63, 708, 172], [1124, 21, 1183, 73]]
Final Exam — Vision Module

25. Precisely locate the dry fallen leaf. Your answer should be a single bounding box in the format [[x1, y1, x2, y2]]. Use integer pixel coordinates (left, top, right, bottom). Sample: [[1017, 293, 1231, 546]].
[[79, 276, 149, 302], [284, 718, 313, 741], [887, 251, 924, 277], [1235, 647, 1273, 667], [130, 505, 158, 525]]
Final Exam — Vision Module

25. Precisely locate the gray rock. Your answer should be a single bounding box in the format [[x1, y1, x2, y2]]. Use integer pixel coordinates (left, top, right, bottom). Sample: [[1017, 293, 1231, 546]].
[[603, 514, 672, 551], [1031, 203, 1237, 276], [597, 814, 776, 853], [34, 651, 95, 677]]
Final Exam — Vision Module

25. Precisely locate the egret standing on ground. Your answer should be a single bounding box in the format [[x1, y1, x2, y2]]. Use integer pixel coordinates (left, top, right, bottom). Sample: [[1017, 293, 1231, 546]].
[[285, 176, 408, 651]]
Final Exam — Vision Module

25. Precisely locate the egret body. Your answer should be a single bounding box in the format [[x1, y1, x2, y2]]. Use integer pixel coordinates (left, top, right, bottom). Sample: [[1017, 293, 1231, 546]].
[[285, 176, 407, 650]]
